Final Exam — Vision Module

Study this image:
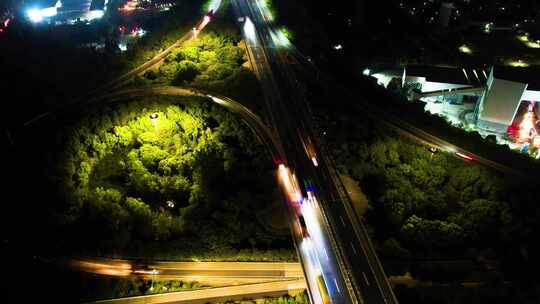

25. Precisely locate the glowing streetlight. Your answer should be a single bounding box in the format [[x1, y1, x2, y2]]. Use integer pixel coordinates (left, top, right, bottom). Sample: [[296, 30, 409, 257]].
[[150, 269, 157, 291], [149, 113, 158, 128]]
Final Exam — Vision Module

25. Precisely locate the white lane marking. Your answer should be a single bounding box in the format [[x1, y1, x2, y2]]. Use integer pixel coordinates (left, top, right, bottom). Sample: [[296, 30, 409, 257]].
[[323, 247, 329, 260], [339, 216, 346, 227], [363, 272, 370, 286], [334, 278, 341, 293], [351, 242, 357, 255]]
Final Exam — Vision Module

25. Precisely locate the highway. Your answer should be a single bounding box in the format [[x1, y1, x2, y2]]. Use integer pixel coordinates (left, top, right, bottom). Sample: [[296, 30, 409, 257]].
[[231, 0, 398, 303], [377, 109, 522, 176], [232, 2, 354, 304], [88, 279, 306, 304], [69, 258, 304, 281], [20, 1, 513, 302]]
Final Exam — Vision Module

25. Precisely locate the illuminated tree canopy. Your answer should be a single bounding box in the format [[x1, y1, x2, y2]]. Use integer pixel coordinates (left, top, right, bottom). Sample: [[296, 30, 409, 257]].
[[54, 97, 288, 254]]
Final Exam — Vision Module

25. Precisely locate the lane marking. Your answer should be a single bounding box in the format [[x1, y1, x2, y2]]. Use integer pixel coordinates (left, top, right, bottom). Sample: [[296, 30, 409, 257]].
[[334, 278, 341, 293], [351, 242, 357, 255], [323, 247, 329, 260], [363, 272, 370, 286], [339, 216, 346, 227]]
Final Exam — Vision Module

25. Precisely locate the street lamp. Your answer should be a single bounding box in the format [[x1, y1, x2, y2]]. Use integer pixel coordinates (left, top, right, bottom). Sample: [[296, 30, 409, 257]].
[[149, 113, 158, 128], [150, 269, 157, 291]]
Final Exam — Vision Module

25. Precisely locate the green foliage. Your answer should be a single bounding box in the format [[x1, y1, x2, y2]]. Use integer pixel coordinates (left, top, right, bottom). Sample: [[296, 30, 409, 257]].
[[151, 32, 249, 92], [54, 97, 288, 256], [322, 102, 516, 257]]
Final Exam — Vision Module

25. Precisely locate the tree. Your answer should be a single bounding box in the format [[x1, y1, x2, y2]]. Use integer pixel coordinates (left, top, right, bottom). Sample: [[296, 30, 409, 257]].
[[173, 60, 199, 84]]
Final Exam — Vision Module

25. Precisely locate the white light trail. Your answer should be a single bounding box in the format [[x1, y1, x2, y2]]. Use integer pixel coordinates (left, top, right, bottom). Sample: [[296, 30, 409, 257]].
[[243, 17, 257, 43]]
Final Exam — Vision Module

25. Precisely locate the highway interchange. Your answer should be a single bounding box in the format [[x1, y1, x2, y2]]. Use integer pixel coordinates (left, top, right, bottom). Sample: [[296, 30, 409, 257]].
[[19, 1, 521, 303]]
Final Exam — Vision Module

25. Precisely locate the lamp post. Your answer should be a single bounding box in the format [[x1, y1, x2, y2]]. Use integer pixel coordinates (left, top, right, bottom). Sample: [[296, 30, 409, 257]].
[[149, 113, 158, 128], [150, 269, 157, 291]]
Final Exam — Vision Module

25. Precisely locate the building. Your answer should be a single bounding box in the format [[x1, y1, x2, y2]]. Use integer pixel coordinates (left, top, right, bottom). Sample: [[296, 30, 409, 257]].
[[476, 67, 540, 134], [370, 65, 540, 136]]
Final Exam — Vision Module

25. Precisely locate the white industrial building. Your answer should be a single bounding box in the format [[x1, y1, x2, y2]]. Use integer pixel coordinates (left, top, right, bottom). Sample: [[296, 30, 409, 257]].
[[370, 65, 540, 135]]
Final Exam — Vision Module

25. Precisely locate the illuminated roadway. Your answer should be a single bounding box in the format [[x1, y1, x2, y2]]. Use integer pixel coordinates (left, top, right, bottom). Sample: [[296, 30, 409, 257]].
[[231, 0, 398, 303], [21, 1, 514, 302], [69, 258, 304, 281], [88, 279, 306, 304]]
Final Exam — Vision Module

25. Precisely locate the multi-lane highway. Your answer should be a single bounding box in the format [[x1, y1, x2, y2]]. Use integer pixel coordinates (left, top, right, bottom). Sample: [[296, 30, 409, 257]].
[[20, 1, 517, 303], [231, 0, 398, 303], [69, 258, 304, 282], [232, 2, 355, 304], [88, 279, 306, 304]]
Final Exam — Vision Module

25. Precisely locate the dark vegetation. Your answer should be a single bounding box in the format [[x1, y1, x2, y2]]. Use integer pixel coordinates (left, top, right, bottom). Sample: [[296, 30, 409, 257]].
[[219, 291, 309, 304], [309, 81, 540, 303]]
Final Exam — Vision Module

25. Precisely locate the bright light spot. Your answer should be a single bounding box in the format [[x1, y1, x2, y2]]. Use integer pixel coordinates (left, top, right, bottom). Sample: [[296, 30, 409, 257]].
[[458, 44, 472, 54], [244, 17, 257, 42], [362, 68, 371, 76], [207, 0, 221, 14], [333, 44, 343, 50], [86, 10, 104, 21], [118, 43, 127, 51], [311, 157, 319, 167], [483, 22, 493, 33], [27, 9, 44, 23], [517, 33, 529, 42], [119, 0, 138, 12], [277, 164, 302, 203], [525, 41, 540, 48], [271, 29, 290, 48], [517, 110, 537, 143], [455, 152, 473, 161], [40, 7, 57, 17], [508, 59, 530, 67]]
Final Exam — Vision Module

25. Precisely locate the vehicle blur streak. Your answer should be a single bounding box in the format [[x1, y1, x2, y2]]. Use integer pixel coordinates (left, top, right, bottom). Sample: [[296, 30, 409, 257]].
[[455, 152, 474, 160]]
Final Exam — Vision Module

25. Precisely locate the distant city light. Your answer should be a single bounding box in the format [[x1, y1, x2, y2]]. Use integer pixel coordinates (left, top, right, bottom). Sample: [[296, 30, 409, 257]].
[[118, 43, 127, 51], [363, 68, 371, 76], [483, 22, 493, 33]]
